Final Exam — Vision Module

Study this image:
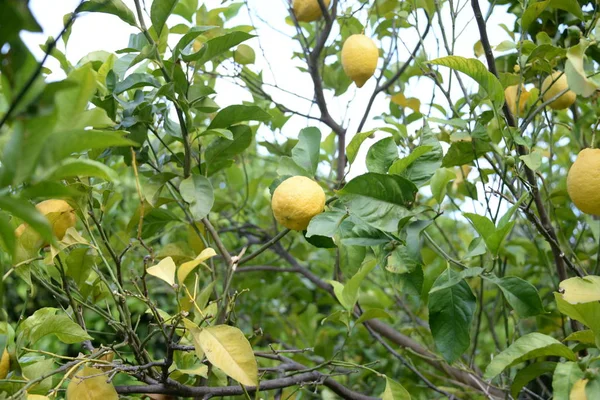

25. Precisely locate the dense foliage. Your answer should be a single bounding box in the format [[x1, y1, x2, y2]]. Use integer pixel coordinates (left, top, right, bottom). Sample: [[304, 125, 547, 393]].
[[1, 0, 600, 399]]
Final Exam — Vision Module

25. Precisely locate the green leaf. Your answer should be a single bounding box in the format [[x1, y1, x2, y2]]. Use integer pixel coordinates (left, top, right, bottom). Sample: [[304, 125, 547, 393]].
[[47, 130, 137, 163], [204, 125, 253, 167], [484, 275, 545, 318], [77, 0, 137, 27], [208, 105, 271, 129], [173, 25, 217, 59], [45, 159, 118, 182], [430, 56, 504, 106], [151, 0, 179, 36], [522, 0, 583, 30], [552, 362, 584, 400], [114, 73, 161, 94], [337, 173, 417, 232], [464, 213, 514, 256], [484, 333, 577, 380], [564, 330, 596, 345], [291, 127, 321, 175], [183, 31, 254, 64], [342, 259, 377, 310], [511, 361, 557, 399], [520, 150, 543, 171], [555, 293, 600, 346], [559, 276, 600, 304], [179, 175, 214, 220], [430, 168, 455, 203], [428, 267, 483, 293], [66, 247, 95, 288], [277, 156, 310, 177], [0, 196, 53, 245], [306, 211, 347, 238], [388, 145, 433, 175], [366, 137, 398, 174], [428, 269, 476, 363], [346, 130, 375, 164], [441, 140, 492, 167], [382, 377, 411, 400], [17, 308, 92, 346], [0, 211, 16, 256]]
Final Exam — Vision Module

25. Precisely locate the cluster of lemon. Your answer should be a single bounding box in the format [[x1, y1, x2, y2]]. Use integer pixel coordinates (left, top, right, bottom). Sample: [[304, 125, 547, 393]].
[[505, 73, 600, 216]]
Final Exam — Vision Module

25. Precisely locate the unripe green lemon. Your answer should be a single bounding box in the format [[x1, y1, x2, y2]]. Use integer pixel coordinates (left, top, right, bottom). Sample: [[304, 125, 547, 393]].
[[271, 176, 325, 231]]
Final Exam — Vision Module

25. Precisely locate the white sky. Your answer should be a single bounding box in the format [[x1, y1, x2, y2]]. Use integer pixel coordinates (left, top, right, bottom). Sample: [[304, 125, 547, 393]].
[[22, 0, 516, 215]]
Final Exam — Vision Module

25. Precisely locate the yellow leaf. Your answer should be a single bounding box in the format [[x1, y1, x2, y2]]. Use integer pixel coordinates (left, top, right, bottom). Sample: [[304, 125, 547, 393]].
[[66, 366, 118, 400], [147, 257, 177, 286], [183, 318, 205, 361], [27, 395, 50, 400], [179, 364, 209, 378], [390, 93, 421, 113], [570, 378, 588, 400], [198, 325, 258, 386], [560, 276, 600, 304], [178, 248, 217, 284]]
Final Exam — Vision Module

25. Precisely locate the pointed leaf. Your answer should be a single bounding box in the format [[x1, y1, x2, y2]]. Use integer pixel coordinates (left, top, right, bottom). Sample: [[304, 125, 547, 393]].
[[366, 137, 398, 174], [208, 105, 270, 129], [346, 130, 375, 164], [484, 333, 577, 380], [428, 269, 476, 363], [559, 276, 600, 304], [511, 361, 557, 399], [147, 257, 176, 286], [45, 159, 118, 182], [18, 308, 92, 346], [430, 56, 504, 106], [198, 325, 258, 386], [77, 0, 137, 27], [342, 259, 377, 310], [484, 275, 545, 318], [382, 377, 411, 400], [178, 248, 217, 284], [179, 175, 214, 220], [291, 127, 321, 175], [337, 173, 417, 232], [306, 211, 347, 238], [66, 366, 118, 400], [151, 0, 179, 36]]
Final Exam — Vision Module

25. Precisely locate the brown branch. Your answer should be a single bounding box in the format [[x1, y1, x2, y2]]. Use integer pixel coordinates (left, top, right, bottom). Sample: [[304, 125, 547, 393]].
[[470, 0, 582, 280], [116, 371, 377, 399]]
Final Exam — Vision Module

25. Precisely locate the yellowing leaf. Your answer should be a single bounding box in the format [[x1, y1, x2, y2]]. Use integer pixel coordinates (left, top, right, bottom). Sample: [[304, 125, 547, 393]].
[[27, 395, 50, 400], [560, 276, 600, 304], [66, 366, 118, 400], [183, 318, 205, 361], [179, 364, 209, 378], [178, 248, 217, 284], [147, 257, 177, 286], [570, 378, 588, 400], [198, 325, 258, 386], [391, 93, 421, 113], [382, 377, 411, 399]]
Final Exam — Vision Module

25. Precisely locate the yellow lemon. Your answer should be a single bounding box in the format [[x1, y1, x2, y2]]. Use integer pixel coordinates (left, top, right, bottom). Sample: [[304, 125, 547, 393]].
[[504, 84, 530, 117], [541, 71, 576, 110], [0, 349, 9, 379], [341, 34, 379, 88], [567, 148, 600, 216], [271, 176, 325, 231], [292, 0, 331, 22]]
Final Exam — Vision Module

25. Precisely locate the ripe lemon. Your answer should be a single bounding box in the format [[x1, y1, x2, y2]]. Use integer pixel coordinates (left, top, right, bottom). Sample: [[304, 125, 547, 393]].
[[271, 176, 325, 231], [567, 148, 600, 216], [504, 84, 530, 117], [341, 34, 378, 88], [0, 349, 9, 379], [293, 0, 331, 22], [541, 71, 576, 110]]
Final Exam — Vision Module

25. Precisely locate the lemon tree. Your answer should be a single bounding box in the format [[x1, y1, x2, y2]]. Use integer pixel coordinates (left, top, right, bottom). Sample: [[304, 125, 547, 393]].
[[1, 0, 600, 399]]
